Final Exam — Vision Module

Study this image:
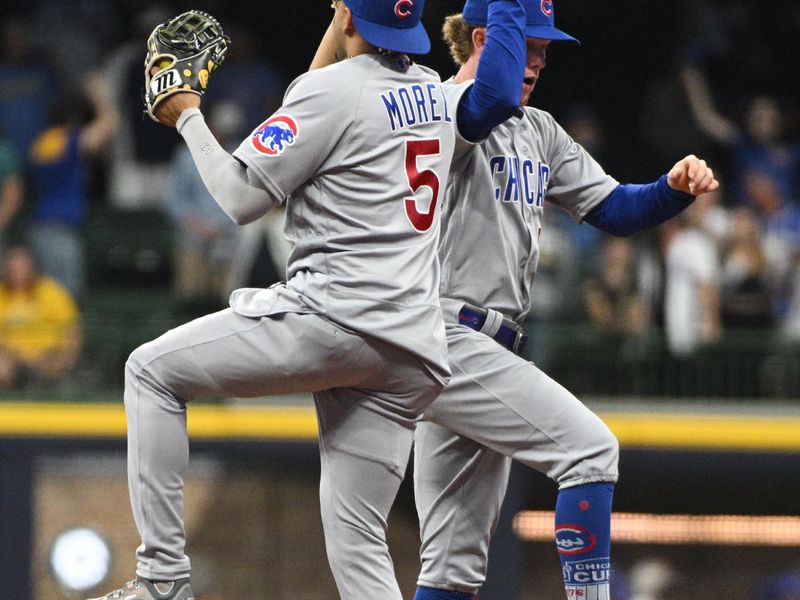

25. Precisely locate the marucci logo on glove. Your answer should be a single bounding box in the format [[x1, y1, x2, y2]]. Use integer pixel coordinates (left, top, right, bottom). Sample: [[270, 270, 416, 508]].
[[150, 69, 180, 95], [251, 115, 299, 156], [143, 10, 229, 123]]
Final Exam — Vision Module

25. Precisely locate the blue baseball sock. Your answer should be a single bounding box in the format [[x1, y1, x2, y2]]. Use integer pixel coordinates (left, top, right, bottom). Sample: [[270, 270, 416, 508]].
[[555, 482, 614, 599], [413, 586, 474, 600]]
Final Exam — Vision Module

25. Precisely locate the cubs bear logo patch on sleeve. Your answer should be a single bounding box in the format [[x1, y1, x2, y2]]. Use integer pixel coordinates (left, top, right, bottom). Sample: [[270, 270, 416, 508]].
[[251, 115, 299, 156]]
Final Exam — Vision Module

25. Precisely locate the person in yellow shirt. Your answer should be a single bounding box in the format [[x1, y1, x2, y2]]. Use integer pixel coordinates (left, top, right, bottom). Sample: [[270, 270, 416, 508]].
[[0, 244, 81, 389]]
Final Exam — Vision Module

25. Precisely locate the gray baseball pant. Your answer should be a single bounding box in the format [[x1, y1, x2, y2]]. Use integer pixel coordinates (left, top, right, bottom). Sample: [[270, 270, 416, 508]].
[[125, 308, 443, 599], [414, 324, 619, 593]]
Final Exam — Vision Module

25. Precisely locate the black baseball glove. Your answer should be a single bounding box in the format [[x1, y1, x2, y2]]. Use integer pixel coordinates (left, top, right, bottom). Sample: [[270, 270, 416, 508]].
[[143, 10, 230, 123]]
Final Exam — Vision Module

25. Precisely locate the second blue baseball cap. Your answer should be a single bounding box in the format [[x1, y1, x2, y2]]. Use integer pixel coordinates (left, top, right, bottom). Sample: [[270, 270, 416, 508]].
[[344, 0, 431, 55], [463, 0, 579, 44]]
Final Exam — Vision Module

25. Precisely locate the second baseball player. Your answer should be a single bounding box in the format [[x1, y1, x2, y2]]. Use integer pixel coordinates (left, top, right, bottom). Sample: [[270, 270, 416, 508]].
[[412, 1, 720, 599]]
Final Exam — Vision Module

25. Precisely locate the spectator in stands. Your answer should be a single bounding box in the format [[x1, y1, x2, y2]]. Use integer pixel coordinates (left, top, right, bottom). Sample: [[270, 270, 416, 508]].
[[582, 236, 656, 338], [679, 183, 778, 328], [720, 207, 773, 328], [661, 195, 722, 356], [0, 136, 24, 254], [164, 101, 244, 307], [691, 185, 731, 244], [682, 65, 800, 208], [27, 72, 117, 299], [639, 57, 717, 178], [580, 236, 661, 394], [0, 244, 81, 390], [0, 15, 62, 159], [745, 169, 800, 320]]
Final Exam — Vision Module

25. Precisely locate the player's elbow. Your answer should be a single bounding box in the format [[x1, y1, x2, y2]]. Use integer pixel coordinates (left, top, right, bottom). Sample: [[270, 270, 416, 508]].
[[223, 198, 278, 225], [485, 94, 519, 130], [206, 186, 252, 225], [207, 181, 278, 225], [461, 97, 519, 142], [498, 94, 520, 120]]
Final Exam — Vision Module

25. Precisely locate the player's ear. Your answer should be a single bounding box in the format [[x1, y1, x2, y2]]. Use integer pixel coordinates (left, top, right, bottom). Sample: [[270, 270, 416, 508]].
[[471, 26, 487, 52], [342, 6, 357, 37]]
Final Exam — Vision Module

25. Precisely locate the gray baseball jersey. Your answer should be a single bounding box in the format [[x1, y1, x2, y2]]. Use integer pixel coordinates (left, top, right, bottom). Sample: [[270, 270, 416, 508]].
[[120, 54, 461, 600], [414, 80, 620, 594], [232, 55, 459, 383], [438, 79, 618, 323]]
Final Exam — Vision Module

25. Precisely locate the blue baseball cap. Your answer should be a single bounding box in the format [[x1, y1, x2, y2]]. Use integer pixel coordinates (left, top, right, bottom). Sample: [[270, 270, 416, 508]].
[[344, 0, 431, 55], [463, 0, 579, 44]]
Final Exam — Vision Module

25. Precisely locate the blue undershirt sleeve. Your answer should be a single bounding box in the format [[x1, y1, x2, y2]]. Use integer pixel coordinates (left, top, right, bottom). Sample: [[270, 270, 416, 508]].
[[584, 174, 695, 236], [457, 0, 525, 143]]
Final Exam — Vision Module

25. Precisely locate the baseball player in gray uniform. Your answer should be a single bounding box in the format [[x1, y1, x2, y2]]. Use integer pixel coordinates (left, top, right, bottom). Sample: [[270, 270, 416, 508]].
[[412, 2, 720, 600], [90, 2, 467, 599]]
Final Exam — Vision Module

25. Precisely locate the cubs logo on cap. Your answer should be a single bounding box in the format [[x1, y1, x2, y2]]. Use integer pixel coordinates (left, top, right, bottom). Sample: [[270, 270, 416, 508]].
[[343, 0, 431, 54], [395, 0, 413, 18], [462, 0, 579, 43], [251, 115, 299, 156]]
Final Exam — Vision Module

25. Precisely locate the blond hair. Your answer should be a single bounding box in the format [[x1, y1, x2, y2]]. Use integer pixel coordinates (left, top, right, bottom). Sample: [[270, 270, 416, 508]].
[[442, 13, 479, 66]]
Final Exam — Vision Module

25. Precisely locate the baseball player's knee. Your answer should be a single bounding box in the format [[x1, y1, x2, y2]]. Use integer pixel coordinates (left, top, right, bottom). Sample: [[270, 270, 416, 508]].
[[124, 341, 175, 400], [125, 341, 157, 380], [596, 426, 620, 471], [585, 422, 619, 473], [557, 422, 619, 485], [125, 346, 145, 383]]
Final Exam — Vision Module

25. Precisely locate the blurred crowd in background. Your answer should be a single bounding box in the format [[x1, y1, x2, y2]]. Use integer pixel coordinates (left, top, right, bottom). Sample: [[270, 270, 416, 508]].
[[611, 560, 800, 600], [0, 0, 798, 396]]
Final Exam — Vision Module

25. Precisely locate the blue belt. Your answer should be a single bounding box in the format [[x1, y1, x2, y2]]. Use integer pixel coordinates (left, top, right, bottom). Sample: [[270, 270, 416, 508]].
[[457, 304, 528, 355]]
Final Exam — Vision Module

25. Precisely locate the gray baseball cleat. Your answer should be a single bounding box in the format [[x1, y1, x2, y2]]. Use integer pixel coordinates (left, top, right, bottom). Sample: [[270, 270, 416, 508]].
[[87, 578, 193, 600]]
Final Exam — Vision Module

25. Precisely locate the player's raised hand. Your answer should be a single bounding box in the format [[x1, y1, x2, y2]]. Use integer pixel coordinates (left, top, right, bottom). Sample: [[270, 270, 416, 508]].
[[144, 11, 228, 127], [667, 154, 720, 196], [149, 65, 201, 128]]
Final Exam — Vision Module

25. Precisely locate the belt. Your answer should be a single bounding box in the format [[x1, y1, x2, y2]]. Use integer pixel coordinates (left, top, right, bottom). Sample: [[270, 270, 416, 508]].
[[457, 304, 528, 355]]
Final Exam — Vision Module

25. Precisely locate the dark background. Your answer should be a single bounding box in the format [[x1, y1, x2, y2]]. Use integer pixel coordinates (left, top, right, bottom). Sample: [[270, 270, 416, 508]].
[[4, 0, 799, 184]]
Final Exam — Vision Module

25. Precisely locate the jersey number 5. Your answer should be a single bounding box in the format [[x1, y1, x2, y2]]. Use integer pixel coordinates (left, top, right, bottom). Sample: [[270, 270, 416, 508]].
[[404, 138, 441, 232]]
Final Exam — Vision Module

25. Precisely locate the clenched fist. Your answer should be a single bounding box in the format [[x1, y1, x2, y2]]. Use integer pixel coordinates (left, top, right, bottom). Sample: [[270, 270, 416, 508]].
[[667, 154, 720, 196]]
